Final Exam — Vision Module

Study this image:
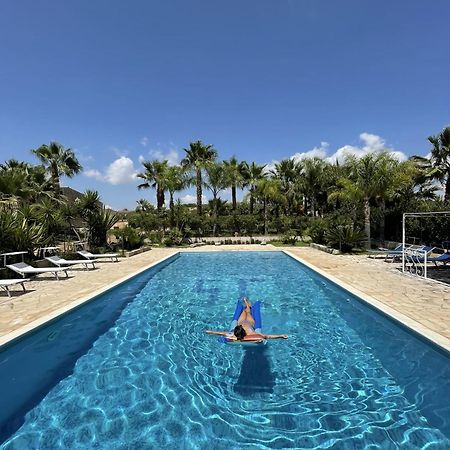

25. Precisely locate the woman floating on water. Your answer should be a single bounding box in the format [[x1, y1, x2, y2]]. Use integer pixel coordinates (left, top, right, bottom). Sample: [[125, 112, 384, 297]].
[[205, 297, 288, 342]]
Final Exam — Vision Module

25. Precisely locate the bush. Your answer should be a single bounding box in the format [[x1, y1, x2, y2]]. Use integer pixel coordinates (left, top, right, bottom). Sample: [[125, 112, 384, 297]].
[[163, 229, 183, 247], [306, 218, 328, 245], [111, 226, 144, 251], [325, 224, 366, 253], [282, 229, 300, 245]]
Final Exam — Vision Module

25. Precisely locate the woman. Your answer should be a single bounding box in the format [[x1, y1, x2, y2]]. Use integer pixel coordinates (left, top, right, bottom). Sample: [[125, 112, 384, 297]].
[[205, 298, 288, 342]]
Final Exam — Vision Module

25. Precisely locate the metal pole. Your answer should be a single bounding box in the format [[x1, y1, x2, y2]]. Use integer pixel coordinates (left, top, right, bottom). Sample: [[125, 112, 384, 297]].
[[424, 250, 427, 279], [402, 213, 406, 273]]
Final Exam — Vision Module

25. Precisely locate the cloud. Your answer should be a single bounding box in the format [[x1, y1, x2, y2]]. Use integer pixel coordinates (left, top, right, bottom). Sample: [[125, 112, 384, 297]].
[[84, 156, 138, 185], [148, 147, 180, 166], [267, 133, 407, 168], [179, 194, 207, 204], [327, 133, 407, 163], [140, 136, 149, 147], [291, 142, 329, 162]]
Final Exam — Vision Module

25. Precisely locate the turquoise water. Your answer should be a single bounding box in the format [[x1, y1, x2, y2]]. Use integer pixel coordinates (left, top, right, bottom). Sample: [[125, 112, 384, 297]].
[[1, 251, 450, 449]]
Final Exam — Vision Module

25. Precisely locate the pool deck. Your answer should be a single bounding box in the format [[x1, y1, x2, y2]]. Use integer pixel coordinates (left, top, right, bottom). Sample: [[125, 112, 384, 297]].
[[0, 245, 449, 351]]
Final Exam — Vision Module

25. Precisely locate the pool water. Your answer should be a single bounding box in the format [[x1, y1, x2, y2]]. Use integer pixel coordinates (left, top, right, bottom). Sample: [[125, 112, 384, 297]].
[[1, 252, 449, 449]]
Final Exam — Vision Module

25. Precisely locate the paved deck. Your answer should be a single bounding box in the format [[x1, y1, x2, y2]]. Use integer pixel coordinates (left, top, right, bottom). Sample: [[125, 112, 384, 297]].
[[1, 245, 449, 350]]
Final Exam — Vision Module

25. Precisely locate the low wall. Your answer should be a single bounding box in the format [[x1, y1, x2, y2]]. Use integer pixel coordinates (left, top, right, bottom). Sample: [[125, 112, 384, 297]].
[[309, 243, 340, 255], [124, 246, 152, 258]]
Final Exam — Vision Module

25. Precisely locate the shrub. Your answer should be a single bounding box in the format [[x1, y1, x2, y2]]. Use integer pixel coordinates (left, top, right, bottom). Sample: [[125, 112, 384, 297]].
[[282, 229, 300, 245], [163, 229, 183, 247], [111, 226, 144, 251], [306, 218, 328, 245], [325, 224, 366, 253]]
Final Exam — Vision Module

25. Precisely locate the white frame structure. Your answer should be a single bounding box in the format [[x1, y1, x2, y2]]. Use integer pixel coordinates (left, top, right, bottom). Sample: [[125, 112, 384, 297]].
[[402, 211, 450, 278]]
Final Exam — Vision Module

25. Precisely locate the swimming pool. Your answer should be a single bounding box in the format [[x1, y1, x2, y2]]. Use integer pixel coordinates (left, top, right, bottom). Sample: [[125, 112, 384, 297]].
[[0, 251, 449, 449]]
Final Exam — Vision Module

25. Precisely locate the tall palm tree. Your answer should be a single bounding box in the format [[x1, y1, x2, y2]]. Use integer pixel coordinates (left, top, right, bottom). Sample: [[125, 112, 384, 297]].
[[223, 156, 245, 211], [271, 159, 302, 215], [328, 153, 400, 248], [137, 160, 169, 210], [298, 158, 329, 216], [426, 125, 450, 202], [31, 142, 82, 195], [181, 141, 217, 215], [241, 162, 267, 214], [254, 178, 283, 235], [203, 163, 228, 235], [165, 166, 190, 224]]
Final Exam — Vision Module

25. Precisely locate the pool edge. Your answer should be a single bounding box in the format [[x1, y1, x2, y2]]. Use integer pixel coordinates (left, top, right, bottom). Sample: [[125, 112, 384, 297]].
[[283, 249, 450, 353], [0, 251, 180, 349]]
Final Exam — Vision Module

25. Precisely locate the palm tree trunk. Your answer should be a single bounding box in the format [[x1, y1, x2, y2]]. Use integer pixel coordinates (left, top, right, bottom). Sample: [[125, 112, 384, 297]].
[[264, 197, 268, 235], [196, 169, 202, 216], [52, 165, 60, 196], [169, 191, 174, 226], [156, 186, 165, 210], [249, 188, 254, 214], [445, 174, 450, 203], [232, 184, 237, 210], [379, 198, 386, 245], [213, 195, 218, 236], [364, 197, 371, 249]]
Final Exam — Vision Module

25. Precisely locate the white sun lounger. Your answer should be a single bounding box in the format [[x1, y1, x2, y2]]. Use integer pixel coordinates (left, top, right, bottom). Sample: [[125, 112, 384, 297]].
[[45, 255, 98, 270], [6, 262, 69, 280], [0, 278, 30, 297], [77, 250, 119, 262]]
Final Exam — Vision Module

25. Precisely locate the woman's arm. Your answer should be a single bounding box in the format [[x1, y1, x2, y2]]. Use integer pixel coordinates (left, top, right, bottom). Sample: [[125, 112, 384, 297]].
[[205, 330, 229, 336], [263, 334, 288, 340]]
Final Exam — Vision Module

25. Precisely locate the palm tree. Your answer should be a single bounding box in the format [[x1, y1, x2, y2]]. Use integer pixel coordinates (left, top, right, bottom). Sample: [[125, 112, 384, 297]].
[[328, 153, 401, 249], [137, 160, 169, 210], [165, 166, 190, 224], [426, 125, 450, 202], [271, 159, 302, 215], [203, 163, 228, 236], [241, 162, 267, 214], [31, 142, 82, 195], [299, 158, 329, 216], [223, 156, 245, 211], [181, 141, 217, 215], [254, 178, 283, 235]]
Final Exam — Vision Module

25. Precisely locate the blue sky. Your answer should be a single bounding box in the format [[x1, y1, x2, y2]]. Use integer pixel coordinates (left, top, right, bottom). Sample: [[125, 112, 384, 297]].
[[1, 0, 449, 209]]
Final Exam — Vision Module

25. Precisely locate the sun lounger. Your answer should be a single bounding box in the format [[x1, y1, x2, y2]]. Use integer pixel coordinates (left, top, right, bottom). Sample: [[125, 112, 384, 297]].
[[45, 255, 97, 270], [6, 262, 69, 280], [0, 278, 30, 297], [77, 250, 119, 262], [384, 244, 414, 262]]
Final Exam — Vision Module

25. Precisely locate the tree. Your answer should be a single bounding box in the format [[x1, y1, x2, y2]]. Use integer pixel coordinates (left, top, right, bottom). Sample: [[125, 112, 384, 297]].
[[426, 125, 450, 202], [241, 162, 267, 214], [271, 159, 302, 215], [254, 178, 283, 235], [31, 142, 82, 195], [137, 160, 169, 210], [181, 140, 217, 215], [224, 156, 245, 211], [203, 163, 228, 236], [165, 166, 190, 222], [329, 153, 403, 248]]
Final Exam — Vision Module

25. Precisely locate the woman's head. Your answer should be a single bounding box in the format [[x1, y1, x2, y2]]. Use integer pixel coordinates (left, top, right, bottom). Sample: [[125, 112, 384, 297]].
[[234, 325, 247, 340]]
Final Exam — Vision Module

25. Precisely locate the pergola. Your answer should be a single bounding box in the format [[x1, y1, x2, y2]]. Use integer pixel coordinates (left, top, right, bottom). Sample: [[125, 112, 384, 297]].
[[402, 211, 450, 277]]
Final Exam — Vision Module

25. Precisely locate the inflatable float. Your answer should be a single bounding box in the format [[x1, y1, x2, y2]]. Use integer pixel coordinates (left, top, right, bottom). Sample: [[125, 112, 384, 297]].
[[218, 299, 264, 345]]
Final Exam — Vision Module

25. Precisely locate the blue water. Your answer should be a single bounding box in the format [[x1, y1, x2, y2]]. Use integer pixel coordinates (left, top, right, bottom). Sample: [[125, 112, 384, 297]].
[[1, 252, 449, 449]]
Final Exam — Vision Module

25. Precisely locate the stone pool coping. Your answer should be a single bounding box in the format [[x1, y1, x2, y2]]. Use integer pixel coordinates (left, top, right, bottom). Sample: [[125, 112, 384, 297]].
[[283, 250, 450, 353], [0, 245, 449, 353]]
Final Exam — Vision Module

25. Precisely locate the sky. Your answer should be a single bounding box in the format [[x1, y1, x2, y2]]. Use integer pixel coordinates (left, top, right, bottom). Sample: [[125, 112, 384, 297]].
[[0, 0, 449, 209]]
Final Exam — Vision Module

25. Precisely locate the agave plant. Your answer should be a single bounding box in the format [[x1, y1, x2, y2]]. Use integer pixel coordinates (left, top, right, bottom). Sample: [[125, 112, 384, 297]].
[[325, 223, 366, 253]]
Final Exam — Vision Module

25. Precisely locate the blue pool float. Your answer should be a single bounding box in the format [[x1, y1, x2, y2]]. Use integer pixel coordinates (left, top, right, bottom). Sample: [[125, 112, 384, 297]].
[[219, 299, 264, 345]]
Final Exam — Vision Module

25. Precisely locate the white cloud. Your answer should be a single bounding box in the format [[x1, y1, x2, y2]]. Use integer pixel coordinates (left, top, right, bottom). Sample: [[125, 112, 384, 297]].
[[179, 194, 207, 204], [140, 136, 149, 147], [265, 133, 408, 169], [84, 169, 104, 181], [291, 142, 329, 162], [327, 133, 407, 163], [138, 154, 146, 163], [84, 156, 138, 185], [149, 147, 180, 166]]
